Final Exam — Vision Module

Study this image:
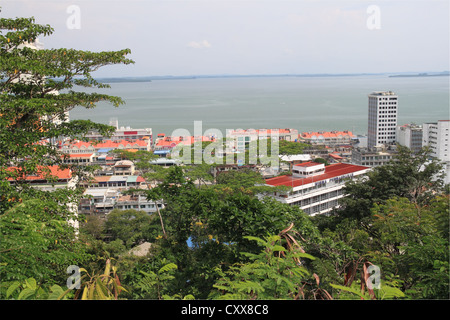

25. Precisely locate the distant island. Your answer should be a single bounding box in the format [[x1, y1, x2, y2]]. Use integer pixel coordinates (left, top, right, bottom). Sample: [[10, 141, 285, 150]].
[[389, 72, 449, 78]]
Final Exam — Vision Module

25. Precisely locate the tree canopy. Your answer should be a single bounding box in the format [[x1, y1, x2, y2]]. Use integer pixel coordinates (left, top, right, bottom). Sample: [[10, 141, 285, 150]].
[[0, 13, 134, 283]]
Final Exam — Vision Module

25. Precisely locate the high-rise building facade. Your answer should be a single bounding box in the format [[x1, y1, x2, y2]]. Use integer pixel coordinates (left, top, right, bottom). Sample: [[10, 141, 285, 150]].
[[423, 120, 450, 162], [367, 91, 398, 148], [422, 120, 450, 184]]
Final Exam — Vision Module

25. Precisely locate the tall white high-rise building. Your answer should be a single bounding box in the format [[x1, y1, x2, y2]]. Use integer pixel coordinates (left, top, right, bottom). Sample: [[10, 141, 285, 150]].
[[367, 91, 398, 148]]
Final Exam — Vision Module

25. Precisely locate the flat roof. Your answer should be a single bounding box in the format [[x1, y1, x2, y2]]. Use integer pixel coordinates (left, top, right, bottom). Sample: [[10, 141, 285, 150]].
[[265, 163, 369, 188]]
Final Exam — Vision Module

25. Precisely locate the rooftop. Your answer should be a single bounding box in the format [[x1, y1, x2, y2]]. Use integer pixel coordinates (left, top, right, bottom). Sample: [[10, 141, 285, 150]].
[[369, 91, 397, 96], [300, 130, 354, 139], [155, 135, 215, 148], [7, 165, 72, 181], [294, 161, 323, 168], [66, 139, 148, 150], [265, 163, 369, 188]]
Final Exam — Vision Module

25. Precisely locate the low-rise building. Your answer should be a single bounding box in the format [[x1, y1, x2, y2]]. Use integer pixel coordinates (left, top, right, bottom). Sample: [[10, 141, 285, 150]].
[[7, 165, 79, 228], [79, 188, 119, 215], [299, 130, 355, 146], [113, 160, 135, 176], [84, 120, 152, 144], [279, 154, 312, 171], [153, 134, 216, 155], [61, 138, 151, 154], [81, 175, 147, 189], [351, 145, 397, 167], [114, 195, 164, 214], [264, 161, 370, 216], [61, 153, 95, 165]]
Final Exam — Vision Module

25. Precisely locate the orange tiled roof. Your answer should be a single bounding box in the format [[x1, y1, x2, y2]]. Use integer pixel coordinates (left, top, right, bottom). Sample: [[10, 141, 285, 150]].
[[62, 153, 93, 158], [70, 141, 93, 149], [94, 139, 148, 149], [155, 136, 215, 148], [66, 139, 148, 150], [301, 131, 354, 139], [7, 165, 72, 181]]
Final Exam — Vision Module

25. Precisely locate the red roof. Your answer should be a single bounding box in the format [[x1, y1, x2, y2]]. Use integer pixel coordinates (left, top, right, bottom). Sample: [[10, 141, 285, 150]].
[[265, 163, 369, 188], [7, 165, 72, 181], [136, 176, 145, 183], [329, 153, 343, 160]]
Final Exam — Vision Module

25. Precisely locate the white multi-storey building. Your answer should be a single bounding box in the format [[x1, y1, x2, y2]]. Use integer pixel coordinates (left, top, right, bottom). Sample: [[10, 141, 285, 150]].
[[423, 120, 450, 162], [397, 124, 423, 152], [423, 120, 450, 184], [368, 91, 398, 148], [264, 162, 370, 216]]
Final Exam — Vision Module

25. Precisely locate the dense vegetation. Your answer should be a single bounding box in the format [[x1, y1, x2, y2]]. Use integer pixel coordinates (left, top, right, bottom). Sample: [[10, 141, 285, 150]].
[[1, 13, 448, 300]]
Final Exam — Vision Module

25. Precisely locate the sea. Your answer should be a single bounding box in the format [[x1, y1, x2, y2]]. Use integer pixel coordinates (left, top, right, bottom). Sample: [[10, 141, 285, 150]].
[[69, 74, 450, 137]]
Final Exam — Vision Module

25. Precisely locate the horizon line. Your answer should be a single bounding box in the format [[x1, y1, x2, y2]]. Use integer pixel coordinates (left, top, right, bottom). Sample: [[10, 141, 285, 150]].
[[95, 71, 450, 81]]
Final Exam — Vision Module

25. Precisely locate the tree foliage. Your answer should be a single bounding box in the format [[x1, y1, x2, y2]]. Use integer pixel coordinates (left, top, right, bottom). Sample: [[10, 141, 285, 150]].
[[0, 12, 134, 288], [339, 145, 445, 220], [0, 13, 133, 215]]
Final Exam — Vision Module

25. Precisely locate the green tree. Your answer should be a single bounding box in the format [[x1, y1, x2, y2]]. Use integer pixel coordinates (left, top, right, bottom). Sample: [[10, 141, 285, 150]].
[[0, 199, 92, 283], [0, 13, 133, 286], [144, 166, 318, 298], [0, 13, 133, 214], [369, 196, 449, 299], [278, 139, 310, 155], [135, 259, 179, 300], [339, 145, 445, 220], [209, 235, 319, 300], [104, 209, 156, 248], [215, 167, 264, 191]]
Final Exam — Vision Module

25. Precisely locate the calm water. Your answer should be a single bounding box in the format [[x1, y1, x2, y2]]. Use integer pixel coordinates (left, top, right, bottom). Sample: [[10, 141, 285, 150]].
[[69, 75, 449, 136]]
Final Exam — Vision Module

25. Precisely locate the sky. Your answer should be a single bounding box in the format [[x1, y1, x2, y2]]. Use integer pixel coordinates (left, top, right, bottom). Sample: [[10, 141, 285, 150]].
[[1, 0, 449, 77]]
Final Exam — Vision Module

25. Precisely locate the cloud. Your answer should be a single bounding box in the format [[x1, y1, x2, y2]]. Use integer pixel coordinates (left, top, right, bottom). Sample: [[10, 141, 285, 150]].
[[187, 40, 212, 49]]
